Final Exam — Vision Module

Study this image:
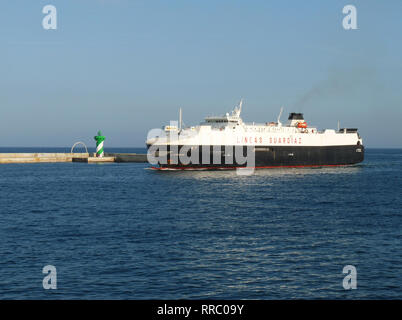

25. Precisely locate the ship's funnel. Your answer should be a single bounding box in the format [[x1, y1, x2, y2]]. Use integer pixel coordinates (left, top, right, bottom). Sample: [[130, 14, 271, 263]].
[[288, 113, 305, 127]]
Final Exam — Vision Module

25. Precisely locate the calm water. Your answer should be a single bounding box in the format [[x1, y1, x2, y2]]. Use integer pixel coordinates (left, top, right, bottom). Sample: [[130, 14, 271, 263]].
[[0, 148, 401, 299]]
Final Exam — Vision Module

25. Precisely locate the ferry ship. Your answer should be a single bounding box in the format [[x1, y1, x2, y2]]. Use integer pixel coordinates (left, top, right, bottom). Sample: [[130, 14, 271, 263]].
[[146, 100, 364, 170]]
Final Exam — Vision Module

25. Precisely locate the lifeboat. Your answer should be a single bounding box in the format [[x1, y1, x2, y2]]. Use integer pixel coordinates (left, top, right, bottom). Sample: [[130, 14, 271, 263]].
[[297, 122, 307, 129]]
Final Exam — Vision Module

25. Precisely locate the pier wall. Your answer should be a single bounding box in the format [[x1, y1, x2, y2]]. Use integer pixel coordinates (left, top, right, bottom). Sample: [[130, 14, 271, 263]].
[[0, 153, 148, 164], [0, 153, 88, 163]]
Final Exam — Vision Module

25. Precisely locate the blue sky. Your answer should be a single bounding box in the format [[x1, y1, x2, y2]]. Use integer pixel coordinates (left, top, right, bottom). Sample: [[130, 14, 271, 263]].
[[0, 0, 401, 147]]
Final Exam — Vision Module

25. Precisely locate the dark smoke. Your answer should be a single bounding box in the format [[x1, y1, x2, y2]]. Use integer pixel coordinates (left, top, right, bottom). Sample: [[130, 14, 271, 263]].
[[292, 67, 377, 112]]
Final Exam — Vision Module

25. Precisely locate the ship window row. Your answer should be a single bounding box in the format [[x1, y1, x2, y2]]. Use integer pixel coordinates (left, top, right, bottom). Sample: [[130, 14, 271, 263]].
[[207, 120, 228, 123], [206, 119, 239, 123]]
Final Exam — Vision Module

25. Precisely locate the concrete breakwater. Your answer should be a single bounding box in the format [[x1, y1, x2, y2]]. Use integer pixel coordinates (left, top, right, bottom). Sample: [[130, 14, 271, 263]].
[[0, 153, 87, 163], [108, 153, 148, 163], [0, 153, 148, 164]]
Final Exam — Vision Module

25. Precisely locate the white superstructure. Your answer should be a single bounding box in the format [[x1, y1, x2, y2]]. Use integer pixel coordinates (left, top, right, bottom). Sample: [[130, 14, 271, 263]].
[[149, 100, 363, 148]]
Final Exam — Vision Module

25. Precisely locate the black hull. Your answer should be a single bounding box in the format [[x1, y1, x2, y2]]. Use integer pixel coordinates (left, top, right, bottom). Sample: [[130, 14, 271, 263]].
[[147, 145, 364, 170]]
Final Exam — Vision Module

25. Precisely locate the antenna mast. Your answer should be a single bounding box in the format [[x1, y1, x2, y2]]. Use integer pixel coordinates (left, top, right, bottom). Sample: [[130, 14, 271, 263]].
[[179, 108, 182, 131], [277, 107, 284, 126], [238, 98, 243, 115]]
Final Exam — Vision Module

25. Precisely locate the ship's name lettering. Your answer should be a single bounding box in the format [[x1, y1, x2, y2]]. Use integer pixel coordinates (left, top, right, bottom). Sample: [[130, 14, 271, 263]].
[[237, 136, 302, 144]]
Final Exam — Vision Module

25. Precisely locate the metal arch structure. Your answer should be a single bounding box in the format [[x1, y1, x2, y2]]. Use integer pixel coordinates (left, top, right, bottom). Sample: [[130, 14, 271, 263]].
[[71, 141, 89, 154]]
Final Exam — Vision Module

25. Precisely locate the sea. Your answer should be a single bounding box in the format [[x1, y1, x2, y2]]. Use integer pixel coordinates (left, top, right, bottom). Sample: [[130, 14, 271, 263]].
[[0, 148, 401, 299]]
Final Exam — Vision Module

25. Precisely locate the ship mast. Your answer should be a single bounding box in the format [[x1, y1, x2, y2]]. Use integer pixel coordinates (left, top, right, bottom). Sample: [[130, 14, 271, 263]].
[[179, 108, 182, 131], [238, 99, 243, 115], [277, 107, 284, 127]]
